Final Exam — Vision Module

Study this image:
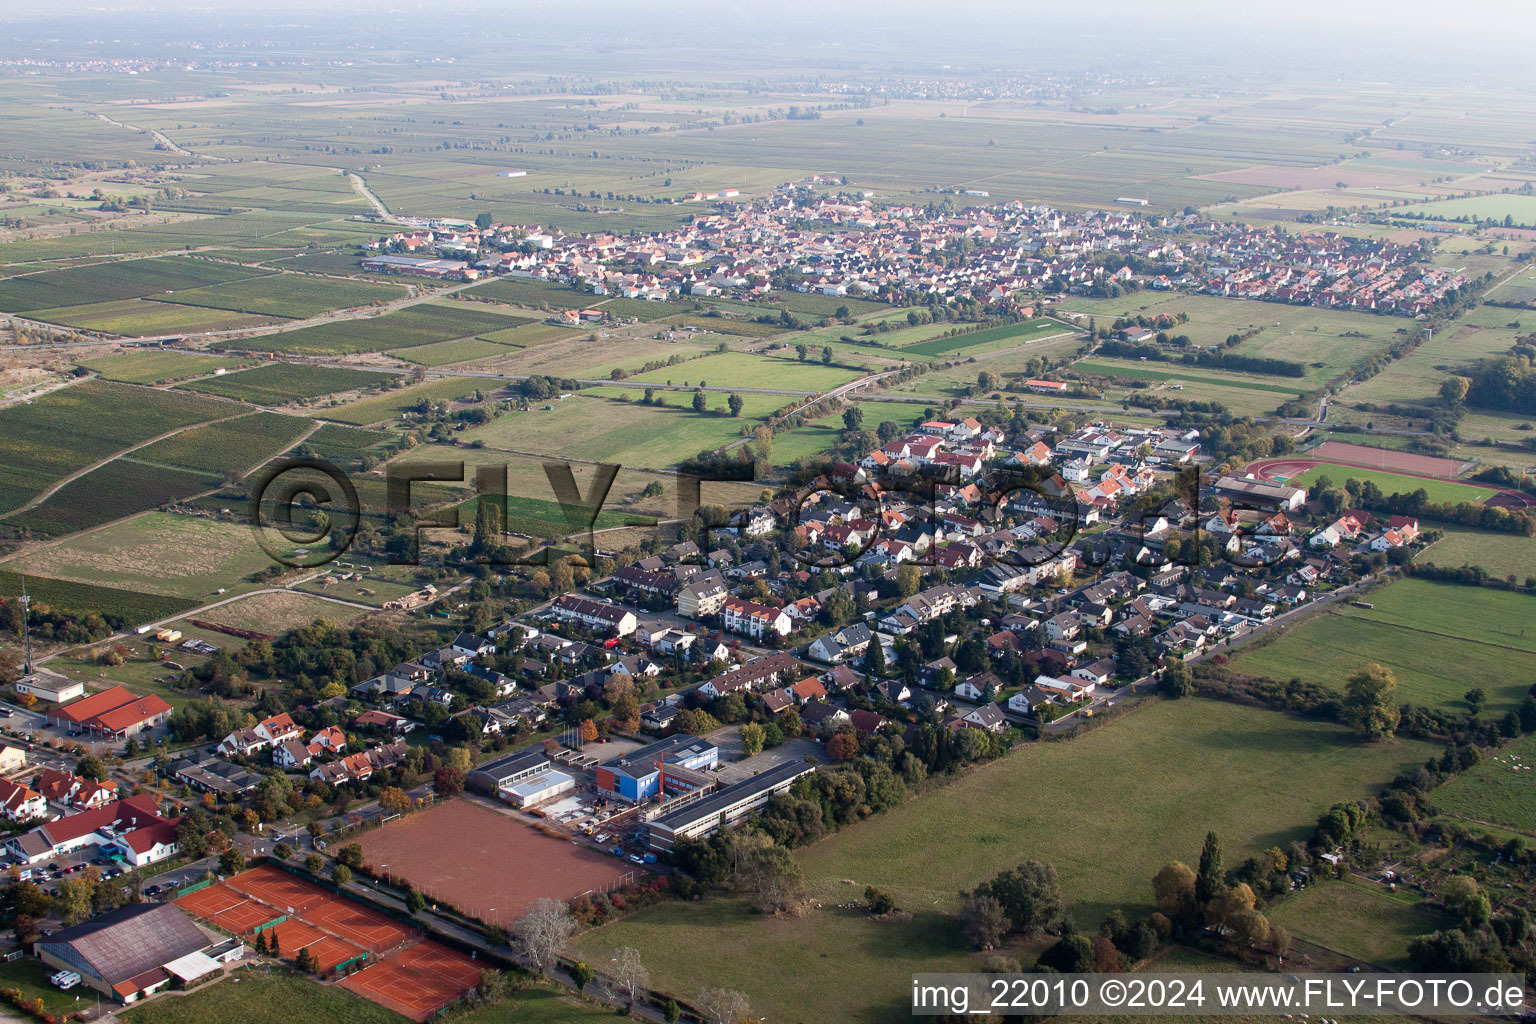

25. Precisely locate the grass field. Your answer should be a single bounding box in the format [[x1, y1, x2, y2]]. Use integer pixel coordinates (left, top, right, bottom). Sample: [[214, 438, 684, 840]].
[[1432, 731, 1536, 837], [180, 363, 396, 405], [1399, 194, 1536, 227], [1421, 524, 1536, 578], [1283, 463, 1494, 503], [148, 271, 406, 318], [320, 377, 490, 425], [0, 380, 233, 515], [577, 700, 1431, 1023], [1267, 881, 1448, 968], [133, 411, 314, 474], [629, 350, 861, 391], [194, 590, 371, 634], [5, 511, 279, 601], [1073, 359, 1305, 396], [122, 969, 410, 1024], [1237, 579, 1536, 716], [459, 393, 764, 468], [901, 318, 1068, 357], [81, 350, 253, 384]]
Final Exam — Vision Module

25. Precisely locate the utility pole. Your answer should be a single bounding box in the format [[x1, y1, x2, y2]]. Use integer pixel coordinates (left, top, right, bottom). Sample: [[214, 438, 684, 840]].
[[19, 574, 32, 675]]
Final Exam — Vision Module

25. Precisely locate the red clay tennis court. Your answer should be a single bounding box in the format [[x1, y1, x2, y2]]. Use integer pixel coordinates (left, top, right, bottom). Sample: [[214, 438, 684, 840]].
[[341, 939, 482, 1022], [264, 918, 366, 973], [225, 865, 331, 913], [302, 894, 416, 954], [175, 882, 248, 918]]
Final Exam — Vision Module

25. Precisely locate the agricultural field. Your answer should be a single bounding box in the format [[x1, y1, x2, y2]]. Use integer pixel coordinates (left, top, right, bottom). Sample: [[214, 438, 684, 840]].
[[628, 350, 862, 391], [0, 380, 233, 516], [0, 256, 271, 312], [1236, 579, 1536, 716], [320, 376, 491, 425], [249, 302, 530, 355], [4, 511, 279, 601], [387, 337, 510, 366], [0, 568, 196, 625], [1282, 463, 1495, 503], [1267, 881, 1449, 968], [302, 423, 394, 464], [180, 363, 397, 405], [1420, 524, 1536, 578], [80, 350, 253, 384], [6, 458, 218, 536], [577, 699, 1431, 1024], [132, 411, 315, 474], [466, 276, 588, 309], [24, 298, 281, 335], [1431, 730, 1536, 837], [148, 271, 406, 319]]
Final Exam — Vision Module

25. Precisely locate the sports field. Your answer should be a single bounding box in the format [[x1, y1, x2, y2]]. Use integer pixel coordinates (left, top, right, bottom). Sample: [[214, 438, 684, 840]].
[[353, 799, 636, 923], [341, 940, 483, 1022], [575, 699, 1431, 1023], [1236, 578, 1536, 715], [1255, 460, 1496, 504]]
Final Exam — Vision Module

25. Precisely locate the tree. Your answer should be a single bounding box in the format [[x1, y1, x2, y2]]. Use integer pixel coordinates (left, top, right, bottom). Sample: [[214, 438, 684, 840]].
[[331, 864, 352, 886], [1440, 375, 1470, 407], [1465, 688, 1486, 716], [864, 885, 896, 915], [1160, 659, 1193, 698], [474, 212, 494, 230], [511, 898, 577, 974], [406, 889, 426, 915], [693, 389, 708, 414], [254, 930, 268, 956], [1152, 861, 1196, 917], [433, 766, 465, 797], [219, 848, 245, 876], [739, 722, 765, 757], [76, 755, 105, 782], [1195, 832, 1224, 905], [273, 842, 292, 861], [1230, 908, 1271, 948], [821, 346, 833, 365], [727, 393, 744, 417], [960, 892, 1008, 949], [1039, 934, 1095, 973], [896, 563, 922, 598], [269, 930, 280, 957], [795, 343, 808, 362], [696, 988, 751, 1024], [569, 961, 595, 992], [842, 407, 863, 432], [579, 718, 599, 743], [974, 860, 1061, 935], [379, 786, 411, 815], [826, 731, 860, 761], [863, 635, 887, 677], [609, 946, 650, 1007], [305, 854, 324, 875], [337, 843, 365, 869], [664, 998, 681, 1023], [54, 877, 94, 926], [1341, 663, 1400, 740]]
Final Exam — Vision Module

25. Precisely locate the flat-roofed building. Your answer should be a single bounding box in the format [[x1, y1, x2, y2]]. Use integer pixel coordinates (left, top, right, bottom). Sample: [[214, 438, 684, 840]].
[[647, 759, 816, 851]]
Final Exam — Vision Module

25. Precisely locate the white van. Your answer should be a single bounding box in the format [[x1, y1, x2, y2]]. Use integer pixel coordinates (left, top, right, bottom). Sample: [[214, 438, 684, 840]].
[[51, 971, 81, 990]]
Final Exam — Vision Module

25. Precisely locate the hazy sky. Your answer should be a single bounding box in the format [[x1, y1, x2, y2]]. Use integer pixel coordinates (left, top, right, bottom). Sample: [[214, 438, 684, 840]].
[[4, 0, 1535, 73]]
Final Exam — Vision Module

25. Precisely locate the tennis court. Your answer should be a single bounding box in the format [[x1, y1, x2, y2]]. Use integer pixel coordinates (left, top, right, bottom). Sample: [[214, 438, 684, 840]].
[[175, 882, 249, 918], [212, 900, 279, 934], [265, 917, 367, 972], [304, 894, 416, 954], [341, 939, 482, 1021], [225, 864, 332, 913]]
